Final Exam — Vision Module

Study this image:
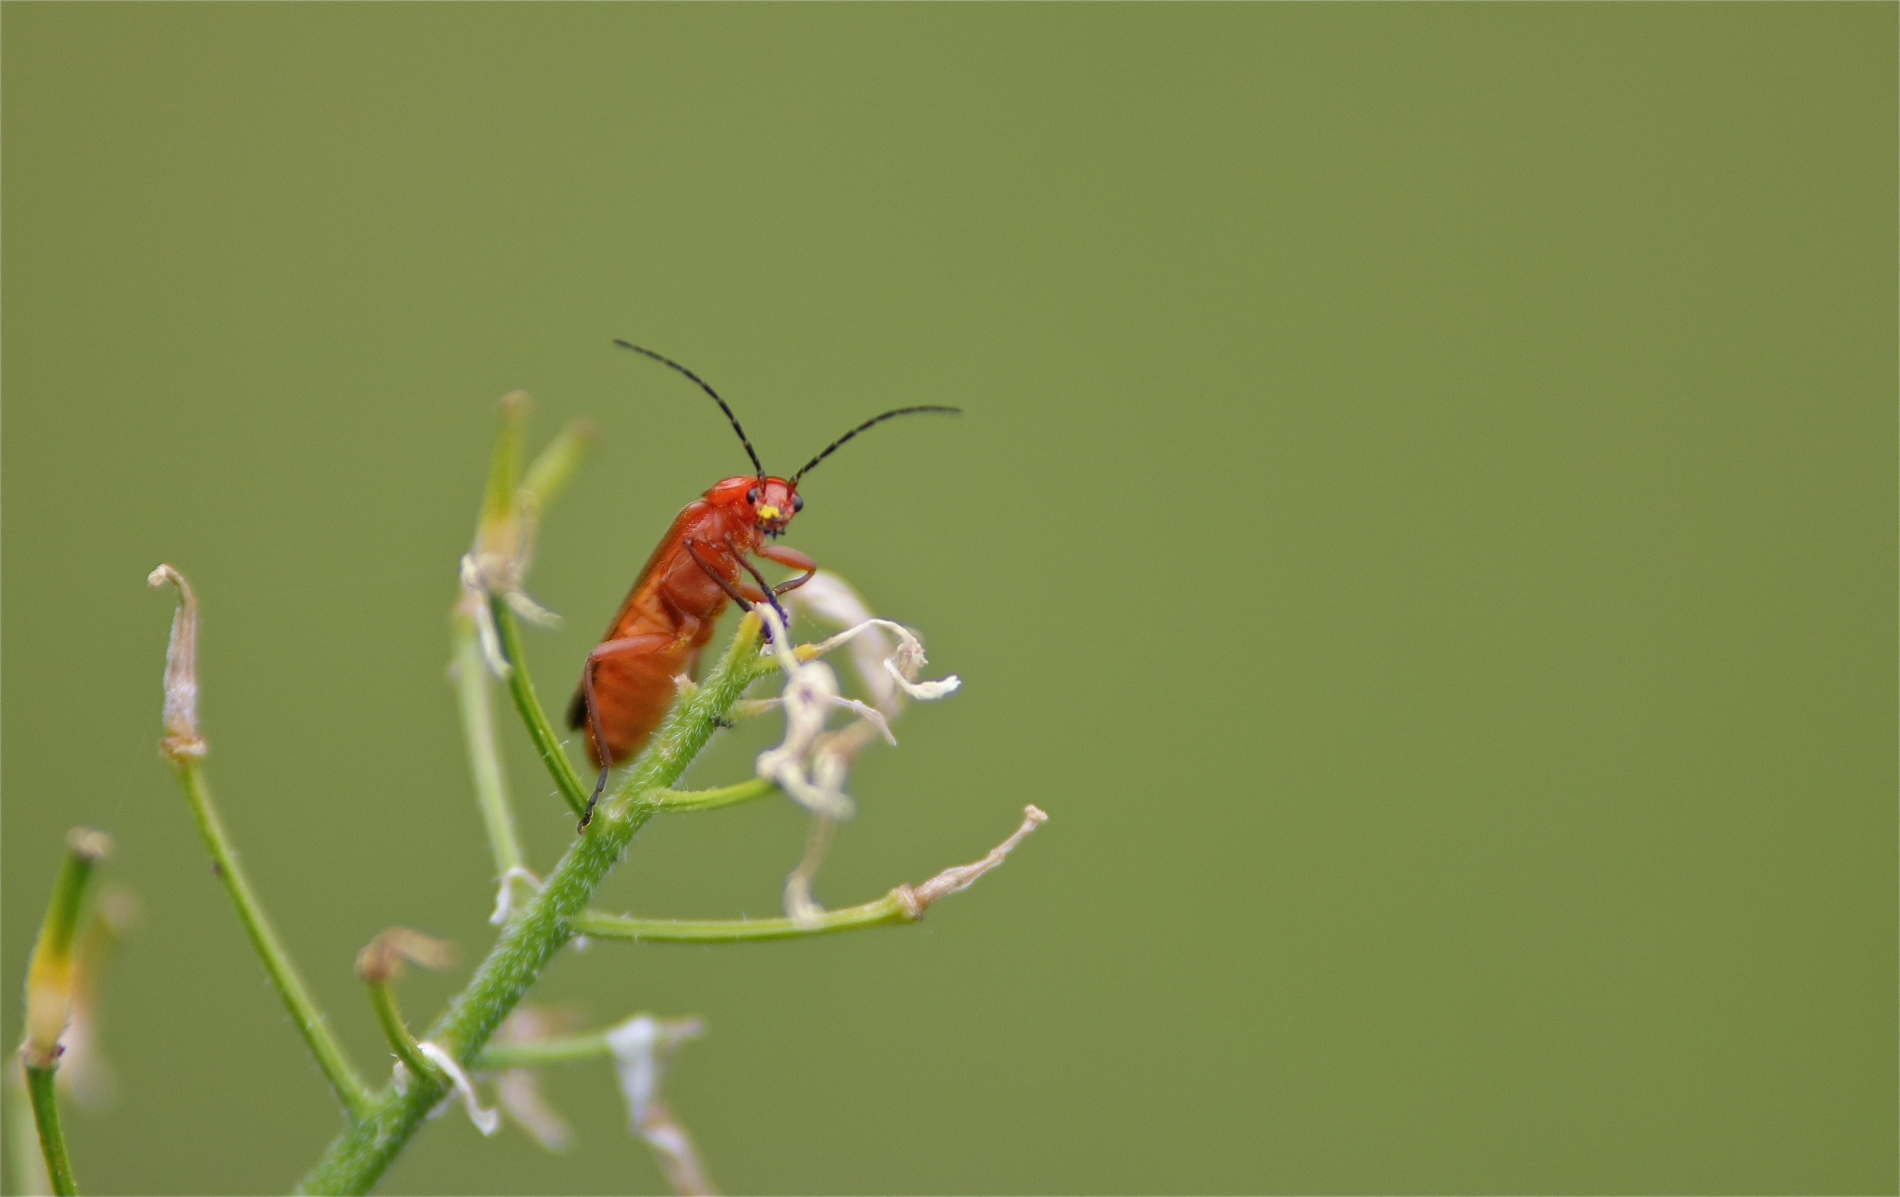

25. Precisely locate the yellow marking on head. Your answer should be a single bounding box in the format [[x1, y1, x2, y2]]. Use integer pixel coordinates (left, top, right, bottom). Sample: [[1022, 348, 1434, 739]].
[[757, 504, 782, 521]]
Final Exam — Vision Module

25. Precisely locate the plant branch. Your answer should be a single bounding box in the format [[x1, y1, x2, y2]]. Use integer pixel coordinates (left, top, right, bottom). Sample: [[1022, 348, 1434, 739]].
[[451, 618, 525, 877], [464, 395, 595, 824], [573, 805, 1049, 945], [149, 565, 371, 1121], [22, 1063, 75, 1196], [491, 593, 591, 821], [645, 777, 780, 814], [455, 401, 593, 876], [21, 831, 107, 1068], [297, 616, 773, 1195], [355, 929, 454, 1087], [169, 755, 372, 1120], [19, 829, 108, 1196], [519, 417, 595, 514], [363, 983, 432, 1085], [573, 894, 913, 943], [472, 1013, 702, 1072], [471, 1030, 614, 1072]]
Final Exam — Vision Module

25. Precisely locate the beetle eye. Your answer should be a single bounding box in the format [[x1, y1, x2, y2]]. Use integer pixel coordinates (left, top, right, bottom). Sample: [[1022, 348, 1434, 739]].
[[791, 494, 803, 513], [745, 488, 759, 504]]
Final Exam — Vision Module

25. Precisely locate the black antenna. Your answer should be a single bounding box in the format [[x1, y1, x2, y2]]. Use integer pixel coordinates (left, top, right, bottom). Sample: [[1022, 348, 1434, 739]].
[[793, 406, 961, 482], [615, 340, 764, 480]]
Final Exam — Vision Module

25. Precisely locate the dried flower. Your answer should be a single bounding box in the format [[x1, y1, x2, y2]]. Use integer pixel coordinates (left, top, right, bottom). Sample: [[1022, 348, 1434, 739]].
[[903, 806, 1049, 912], [488, 1007, 575, 1152], [354, 928, 453, 985], [146, 566, 206, 761], [415, 1042, 500, 1137], [606, 1015, 712, 1195], [58, 888, 137, 1108], [457, 392, 581, 677], [753, 581, 961, 918], [488, 866, 544, 927]]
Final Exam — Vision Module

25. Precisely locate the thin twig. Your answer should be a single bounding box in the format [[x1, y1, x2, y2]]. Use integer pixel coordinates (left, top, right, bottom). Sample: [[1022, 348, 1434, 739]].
[[471, 1030, 614, 1072], [452, 618, 526, 877], [575, 806, 1049, 944], [572, 893, 914, 943], [491, 594, 591, 821], [150, 566, 371, 1121], [364, 983, 433, 1085], [19, 829, 108, 1196], [645, 777, 781, 814], [22, 1064, 74, 1196], [170, 758, 372, 1120], [356, 929, 453, 1085]]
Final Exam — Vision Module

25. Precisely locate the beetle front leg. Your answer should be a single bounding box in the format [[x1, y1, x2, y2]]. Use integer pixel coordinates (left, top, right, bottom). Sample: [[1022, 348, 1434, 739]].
[[757, 542, 818, 596], [725, 536, 797, 635]]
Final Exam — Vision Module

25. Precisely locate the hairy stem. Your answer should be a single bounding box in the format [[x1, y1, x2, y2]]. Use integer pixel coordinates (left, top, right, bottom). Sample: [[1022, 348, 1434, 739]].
[[296, 617, 772, 1195], [169, 758, 371, 1120]]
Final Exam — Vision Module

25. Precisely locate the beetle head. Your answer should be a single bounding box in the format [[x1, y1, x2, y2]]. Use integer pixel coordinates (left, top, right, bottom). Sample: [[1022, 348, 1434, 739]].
[[708, 475, 802, 538]]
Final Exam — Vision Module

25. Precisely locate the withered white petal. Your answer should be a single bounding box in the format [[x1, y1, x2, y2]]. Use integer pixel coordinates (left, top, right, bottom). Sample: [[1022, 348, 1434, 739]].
[[488, 866, 543, 927], [416, 1041, 500, 1136]]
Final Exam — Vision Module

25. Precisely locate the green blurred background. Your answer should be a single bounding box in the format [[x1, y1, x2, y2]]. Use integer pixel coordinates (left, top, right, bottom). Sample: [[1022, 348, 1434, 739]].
[[3, 5, 1894, 1194]]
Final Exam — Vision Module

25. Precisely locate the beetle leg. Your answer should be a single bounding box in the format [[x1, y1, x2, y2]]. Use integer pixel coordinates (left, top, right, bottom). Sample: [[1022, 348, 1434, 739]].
[[683, 538, 750, 610], [578, 632, 674, 828], [726, 536, 795, 631], [712, 534, 795, 636], [757, 542, 819, 596]]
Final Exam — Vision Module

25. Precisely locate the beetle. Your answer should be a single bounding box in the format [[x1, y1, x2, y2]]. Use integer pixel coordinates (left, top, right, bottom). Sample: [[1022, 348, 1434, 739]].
[[566, 340, 957, 825]]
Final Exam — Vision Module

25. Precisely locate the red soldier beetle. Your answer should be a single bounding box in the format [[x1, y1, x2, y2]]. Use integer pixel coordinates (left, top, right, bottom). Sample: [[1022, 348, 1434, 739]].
[[566, 340, 957, 827]]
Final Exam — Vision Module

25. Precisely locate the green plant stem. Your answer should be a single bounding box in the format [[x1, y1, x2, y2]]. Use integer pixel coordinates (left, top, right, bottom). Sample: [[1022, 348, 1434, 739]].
[[169, 758, 371, 1121], [647, 777, 779, 814], [297, 618, 774, 1195], [29, 835, 99, 983], [21, 831, 107, 1067], [19, 830, 107, 1196], [520, 418, 595, 512], [491, 594, 591, 821], [572, 890, 916, 944], [470, 1031, 614, 1072], [8, 1064, 53, 1196], [364, 982, 434, 1086], [23, 1063, 75, 1196], [451, 617, 526, 877]]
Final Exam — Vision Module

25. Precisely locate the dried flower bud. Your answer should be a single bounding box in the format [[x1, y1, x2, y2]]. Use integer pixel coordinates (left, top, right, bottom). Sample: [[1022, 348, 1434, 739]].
[[147, 565, 206, 761], [355, 928, 453, 985]]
